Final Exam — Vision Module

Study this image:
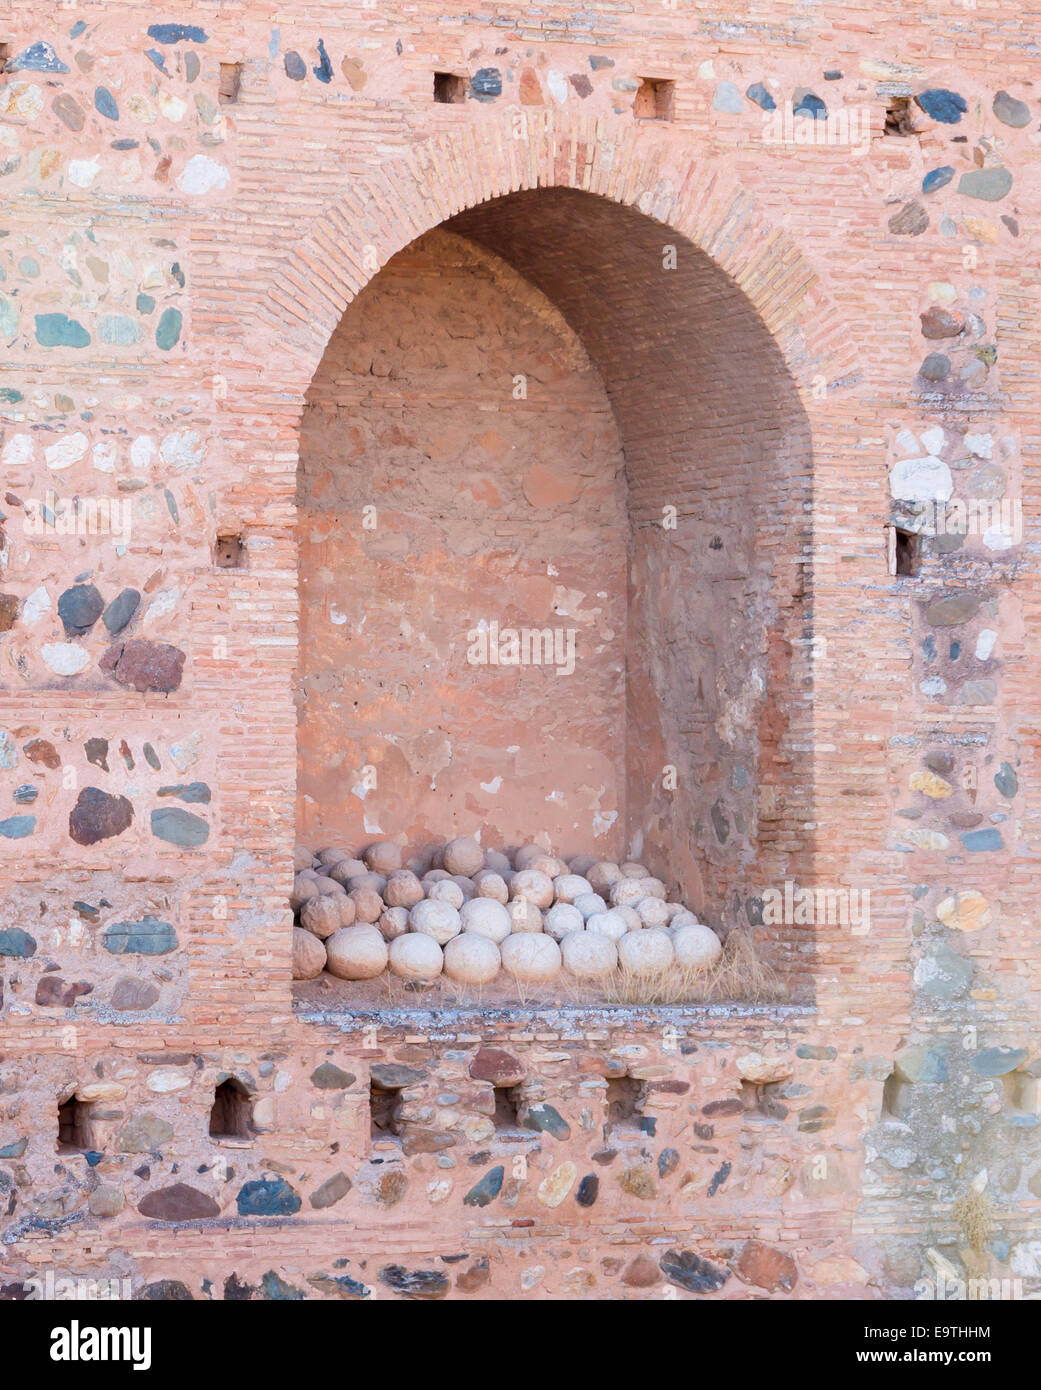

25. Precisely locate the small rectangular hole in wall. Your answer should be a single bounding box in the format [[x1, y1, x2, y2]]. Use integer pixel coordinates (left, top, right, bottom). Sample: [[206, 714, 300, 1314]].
[[1003, 1071, 1038, 1117], [885, 96, 915, 136], [209, 1078, 253, 1140], [370, 1083, 403, 1138], [606, 1075, 645, 1130], [215, 533, 245, 569], [219, 62, 242, 105], [57, 1095, 96, 1153], [493, 1084, 521, 1131], [634, 78, 675, 122], [882, 1072, 910, 1119], [889, 525, 919, 577], [433, 71, 466, 104]]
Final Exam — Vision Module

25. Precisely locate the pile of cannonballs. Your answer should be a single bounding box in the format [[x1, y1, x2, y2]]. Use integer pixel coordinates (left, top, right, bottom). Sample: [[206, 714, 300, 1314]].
[[291, 837, 722, 989]]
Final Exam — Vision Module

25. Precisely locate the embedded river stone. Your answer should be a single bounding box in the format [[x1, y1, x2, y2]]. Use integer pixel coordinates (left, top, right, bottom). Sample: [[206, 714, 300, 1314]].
[[0, 928, 37, 957], [102, 588, 141, 635], [57, 583, 104, 637], [69, 786, 134, 845], [139, 1184, 220, 1221], [100, 638, 186, 693], [236, 1177, 301, 1216], [102, 915, 178, 956], [151, 806, 210, 847]]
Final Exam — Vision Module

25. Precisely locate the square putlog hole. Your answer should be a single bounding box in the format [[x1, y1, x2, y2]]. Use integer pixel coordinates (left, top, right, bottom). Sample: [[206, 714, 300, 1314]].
[[215, 533, 245, 568], [888, 525, 919, 577], [433, 71, 466, 104], [209, 1078, 254, 1140], [634, 78, 675, 122], [219, 62, 242, 105], [57, 1095, 97, 1154], [370, 1083, 403, 1138], [884, 95, 916, 136], [493, 1084, 521, 1132]]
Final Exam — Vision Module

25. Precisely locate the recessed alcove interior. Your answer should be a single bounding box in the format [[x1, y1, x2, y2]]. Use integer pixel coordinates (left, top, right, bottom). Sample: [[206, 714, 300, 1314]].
[[295, 187, 815, 992]]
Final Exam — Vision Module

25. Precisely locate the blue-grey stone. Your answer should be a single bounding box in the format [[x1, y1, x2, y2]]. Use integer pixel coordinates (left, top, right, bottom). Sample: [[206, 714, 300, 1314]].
[[995, 761, 1018, 798], [521, 1102, 570, 1140], [58, 583, 104, 637], [470, 67, 502, 100], [922, 166, 955, 194], [8, 41, 69, 73], [102, 915, 178, 956], [793, 92, 827, 120], [0, 1138, 27, 1159], [916, 88, 967, 124], [915, 941, 973, 1000], [98, 314, 143, 346], [35, 313, 90, 348], [284, 51, 306, 80], [961, 827, 1004, 852], [313, 38, 332, 83], [746, 82, 775, 111], [95, 86, 119, 120], [236, 1177, 301, 1216], [958, 168, 1012, 202], [151, 807, 209, 847], [712, 81, 743, 114], [993, 90, 1030, 128], [0, 815, 35, 839], [145, 49, 170, 74], [157, 782, 211, 804], [13, 784, 37, 804], [155, 308, 182, 351], [971, 1047, 1027, 1078], [102, 588, 140, 635], [0, 928, 36, 957], [147, 23, 208, 43], [463, 1165, 503, 1207]]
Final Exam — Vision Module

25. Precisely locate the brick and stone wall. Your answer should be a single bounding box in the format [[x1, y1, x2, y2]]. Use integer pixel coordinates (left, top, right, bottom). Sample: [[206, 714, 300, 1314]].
[[1, 1, 1039, 1300]]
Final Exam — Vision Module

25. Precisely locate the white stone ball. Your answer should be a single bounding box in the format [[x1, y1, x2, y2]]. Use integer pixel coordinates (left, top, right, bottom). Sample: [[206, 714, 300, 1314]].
[[384, 870, 424, 909], [483, 848, 512, 875], [672, 923, 723, 971], [544, 902, 585, 941], [573, 892, 608, 921], [443, 836, 484, 876], [553, 873, 593, 904], [325, 925, 388, 980], [460, 897, 512, 943], [501, 932, 561, 982], [620, 860, 649, 878], [389, 932, 444, 981], [610, 878, 648, 909], [587, 861, 622, 895], [506, 898, 544, 934], [378, 906, 409, 940], [663, 901, 687, 922], [444, 933, 501, 985], [585, 910, 628, 942], [513, 843, 545, 870], [292, 927, 327, 980], [669, 908, 701, 929], [567, 854, 596, 876], [472, 870, 509, 904], [510, 869, 554, 909], [614, 905, 642, 933], [528, 853, 567, 880], [617, 929, 675, 974], [636, 876, 666, 900], [561, 931, 617, 979], [634, 896, 671, 928], [409, 899, 462, 944], [300, 895, 343, 940], [427, 879, 464, 910]]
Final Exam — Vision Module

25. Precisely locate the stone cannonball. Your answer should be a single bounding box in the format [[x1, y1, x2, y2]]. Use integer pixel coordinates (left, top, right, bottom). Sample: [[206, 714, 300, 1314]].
[[316, 845, 353, 867], [460, 897, 512, 943], [292, 927, 327, 980], [427, 879, 464, 910], [378, 906, 409, 940], [364, 840, 402, 874], [620, 860, 649, 878], [501, 932, 561, 983], [617, 929, 675, 974], [573, 892, 608, 921], [544, 902, 585, 941], [290, 875, 319, 911], [561, 931, 617, 980], [443, 836, 484, 877], [472, 870, 509, 904], [444, 933, 501, 985], [528, 853, 567, 880], [510, 869, 554, 910], [300, 895, 343, 940], [483, 848, 512, 876], [384, 869, 424, 909], [553, 873, 593, 904], [506, 898, 543, 933], [585, 910, 628, 943], [614, 905, 642, 932], [672, 923, 723, 971], [389, 932, 444, 981], [346, 870, 387, 896], [328, 857, 368, 885], [567, 854, 596, 876], [513, 843, 545, 870], [293, 844, 314, 873], [587, 861, 622, 896], [609, 878, 648, 909], [634, 896, 671, 928], [325, 925, 388, 980], [409, 899, 462, 944], [348, 887, 384, 924]]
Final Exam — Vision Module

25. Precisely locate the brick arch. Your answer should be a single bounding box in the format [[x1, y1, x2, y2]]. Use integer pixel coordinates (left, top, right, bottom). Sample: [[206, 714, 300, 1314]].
[[258, 109, 854, 398]]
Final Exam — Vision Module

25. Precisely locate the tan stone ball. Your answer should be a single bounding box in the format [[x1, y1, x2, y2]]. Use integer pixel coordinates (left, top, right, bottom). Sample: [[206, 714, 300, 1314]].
[[669, 909, 701, 929], [409, 899, 462, 944], [364, 840, 402, 874], [421, 869, 453, 890], [300, 895, 343, 940], [528, 853, 567, 880], [513, 843, 545, 870], [328, 858, 368, 885], [587, 861, 622, 895], [585, 910, 628, 942], [483, 848, 512, 875], [672, 923, 723, 971], [378, 906, 410, 940], [346, 871, 387, 895], [296, 867, 320, 881], [443, 835, 485, 876], [553, 873, 593, 904], [292, 927, 327, 980], [325, 925, 388, 980], [561, 931, 617, 979], [460, 898, 512, 943], [510, 869, 554, 909], [348, 887, 385, 923], [472, 870, 509, 904], [573, 892, 608, 920], [443, 933, 501, 985], [663, 901, 687, 922], [610, 878, 648, 909], [544, 902, 585, 941], [636, 876, 666, 900], [336, 895, 358, 929], [507, 899, 543, 934], [620, 860, 649, 878], [427, 879, 464, 909], [617, 928, 675, 974], [500, 932, 561, 982], [314, 874, 347, 897], [293, 844, 314, 873], [384, 870, 424, 909], [634, 896, 671, 928], [614, 904, 642, 932], [567, 854, 596, 876], [316, 845, 353, 867], [389, 932, 444, 981], [290, 875, 319, 911]]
